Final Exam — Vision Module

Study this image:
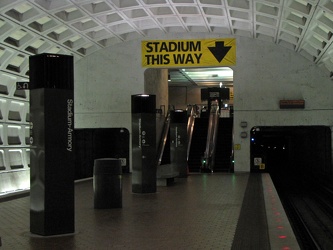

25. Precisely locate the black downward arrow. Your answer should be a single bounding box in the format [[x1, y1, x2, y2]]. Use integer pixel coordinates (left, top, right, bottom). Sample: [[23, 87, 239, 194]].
[[208, 41, 231, 63]]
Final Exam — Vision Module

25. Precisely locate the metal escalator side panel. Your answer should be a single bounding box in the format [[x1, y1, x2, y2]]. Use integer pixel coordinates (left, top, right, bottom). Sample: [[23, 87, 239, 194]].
[[202, 103, 219, 170], [186, 105, 196, 161], [156, 111, 171, 166], [210, 115, 220, 170]]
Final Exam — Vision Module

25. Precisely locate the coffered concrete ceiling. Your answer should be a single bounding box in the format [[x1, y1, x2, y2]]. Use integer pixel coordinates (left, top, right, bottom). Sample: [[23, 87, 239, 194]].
[[1, 0, 333, 83]]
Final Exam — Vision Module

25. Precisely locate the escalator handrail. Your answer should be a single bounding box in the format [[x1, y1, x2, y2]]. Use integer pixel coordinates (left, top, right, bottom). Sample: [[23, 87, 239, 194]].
[[156, 110, 171, 166]]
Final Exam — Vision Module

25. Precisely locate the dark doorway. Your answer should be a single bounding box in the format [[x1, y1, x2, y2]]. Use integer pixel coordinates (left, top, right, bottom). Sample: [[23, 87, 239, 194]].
[[250, 126, 332, 178]]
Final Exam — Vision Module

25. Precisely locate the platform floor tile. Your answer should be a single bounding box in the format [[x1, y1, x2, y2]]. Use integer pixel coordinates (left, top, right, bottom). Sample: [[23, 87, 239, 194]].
[[0, 173, 251, 249]]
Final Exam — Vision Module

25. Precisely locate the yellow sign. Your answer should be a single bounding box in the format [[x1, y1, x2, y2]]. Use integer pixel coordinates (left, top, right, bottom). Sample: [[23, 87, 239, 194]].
[[142, 38, 236, 68], [234, 144, 241, 150], [230, 88, 234, 100], [259, 164, 266, 170]]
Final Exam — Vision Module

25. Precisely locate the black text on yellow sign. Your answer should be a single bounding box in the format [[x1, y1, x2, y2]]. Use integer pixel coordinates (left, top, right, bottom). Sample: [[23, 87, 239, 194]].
[[142, 38, 236, 68]]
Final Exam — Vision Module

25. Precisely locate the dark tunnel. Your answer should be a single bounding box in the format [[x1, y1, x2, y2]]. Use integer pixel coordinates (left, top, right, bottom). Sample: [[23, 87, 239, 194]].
[[250, 126, 332, 181]]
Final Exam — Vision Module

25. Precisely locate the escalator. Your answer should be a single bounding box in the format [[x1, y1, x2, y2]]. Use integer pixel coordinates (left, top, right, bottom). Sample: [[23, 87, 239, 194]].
[[187, 106, 233, 173], [156, 108, 188, 181], [156, 108, 179, 183], [157, 104, 234, 174], [187, 117, 209, 172]]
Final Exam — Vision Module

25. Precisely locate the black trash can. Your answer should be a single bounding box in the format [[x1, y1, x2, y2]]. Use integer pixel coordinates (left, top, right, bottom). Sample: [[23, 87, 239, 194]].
[[93, 158, 122, 209]]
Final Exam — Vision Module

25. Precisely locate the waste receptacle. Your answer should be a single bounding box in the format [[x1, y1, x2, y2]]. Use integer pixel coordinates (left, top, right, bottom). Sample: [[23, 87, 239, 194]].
[[93, 158, 122, 209]]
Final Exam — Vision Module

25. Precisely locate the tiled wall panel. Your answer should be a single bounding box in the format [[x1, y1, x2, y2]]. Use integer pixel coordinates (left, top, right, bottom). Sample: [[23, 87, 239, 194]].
[[0, 71, 29, 194]]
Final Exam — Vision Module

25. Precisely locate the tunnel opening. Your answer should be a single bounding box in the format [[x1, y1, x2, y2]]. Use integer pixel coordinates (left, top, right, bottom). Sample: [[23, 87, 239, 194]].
[[250, 126, 332, 181]]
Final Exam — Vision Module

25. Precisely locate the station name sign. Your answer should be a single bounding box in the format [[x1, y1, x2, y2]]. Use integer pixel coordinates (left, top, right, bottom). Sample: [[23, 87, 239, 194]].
[[16, 82, 29, 90], [142, 38, 236, 68], [279, 100, 305, 109]]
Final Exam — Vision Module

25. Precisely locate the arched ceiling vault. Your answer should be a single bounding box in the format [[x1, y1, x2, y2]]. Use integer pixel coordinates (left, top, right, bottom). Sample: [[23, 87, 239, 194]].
[[1, 0, 333, 80]]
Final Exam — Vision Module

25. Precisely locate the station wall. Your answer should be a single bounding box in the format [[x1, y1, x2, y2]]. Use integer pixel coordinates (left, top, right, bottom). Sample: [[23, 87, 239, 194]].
[[0, 73, 30, 194], [75, 33, 333, 172]]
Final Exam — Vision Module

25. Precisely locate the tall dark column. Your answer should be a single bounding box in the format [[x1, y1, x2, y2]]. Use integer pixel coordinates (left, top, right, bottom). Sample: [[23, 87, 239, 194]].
[[170, 110, 188, 177], [131, 95, 157, 193], [29, 54, 74, 236]]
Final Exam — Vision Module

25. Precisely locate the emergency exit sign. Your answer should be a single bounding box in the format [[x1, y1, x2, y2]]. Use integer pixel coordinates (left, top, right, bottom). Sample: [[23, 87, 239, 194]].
[[142, 38, 236, 68]]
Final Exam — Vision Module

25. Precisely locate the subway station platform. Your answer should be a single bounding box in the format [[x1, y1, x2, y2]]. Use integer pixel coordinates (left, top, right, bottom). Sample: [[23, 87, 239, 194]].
[[0, 173, 299, 249]]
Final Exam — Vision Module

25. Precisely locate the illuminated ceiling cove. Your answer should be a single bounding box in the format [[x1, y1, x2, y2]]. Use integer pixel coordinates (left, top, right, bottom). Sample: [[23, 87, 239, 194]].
[[1, 0, 333, 85]]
